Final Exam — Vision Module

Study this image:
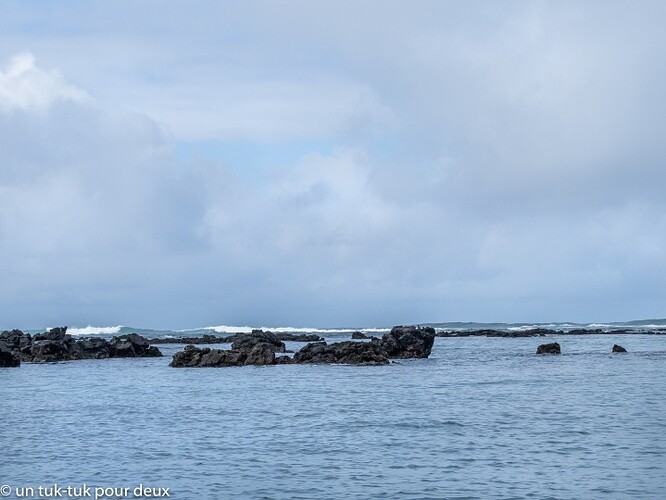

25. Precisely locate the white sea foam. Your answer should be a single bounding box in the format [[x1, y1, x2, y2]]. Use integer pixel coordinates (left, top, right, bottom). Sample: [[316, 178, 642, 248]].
[[193, 325, 391, 335], [588, 322, 666, 330], [507, 323, 571, 331], [62, 325, 123, 336]]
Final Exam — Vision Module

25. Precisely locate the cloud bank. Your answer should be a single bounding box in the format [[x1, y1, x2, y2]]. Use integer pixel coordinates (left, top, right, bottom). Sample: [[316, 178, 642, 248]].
[[1, 2, 665, 328]]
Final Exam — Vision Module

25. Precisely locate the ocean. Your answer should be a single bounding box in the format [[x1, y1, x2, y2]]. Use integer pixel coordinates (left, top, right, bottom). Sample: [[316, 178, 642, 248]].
[[2, 323, 666, 499]]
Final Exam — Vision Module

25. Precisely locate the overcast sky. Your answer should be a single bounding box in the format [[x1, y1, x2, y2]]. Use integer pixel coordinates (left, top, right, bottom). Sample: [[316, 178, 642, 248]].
[[1, 1, 665, 329]]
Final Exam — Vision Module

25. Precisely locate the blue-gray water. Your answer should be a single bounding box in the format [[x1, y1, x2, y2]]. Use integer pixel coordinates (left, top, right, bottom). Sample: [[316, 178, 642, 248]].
[[2, 333, 666, 499]]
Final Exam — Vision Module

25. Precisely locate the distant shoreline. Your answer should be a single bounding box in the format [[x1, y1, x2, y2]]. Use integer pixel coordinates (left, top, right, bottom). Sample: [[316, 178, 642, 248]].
[[145, 327, 666, 344]]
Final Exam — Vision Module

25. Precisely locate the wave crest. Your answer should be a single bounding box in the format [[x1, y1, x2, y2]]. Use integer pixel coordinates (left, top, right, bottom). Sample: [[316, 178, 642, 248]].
[[62, 325, 123, 336]]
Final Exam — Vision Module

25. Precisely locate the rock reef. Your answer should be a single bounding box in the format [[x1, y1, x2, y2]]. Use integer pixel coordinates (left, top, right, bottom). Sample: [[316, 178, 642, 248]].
[[0, 328, 162, 364], [437, 327, 665, 337], [293, 340, 389, 365], [170, 325, 435, 367], [148, 329, 323, 344]]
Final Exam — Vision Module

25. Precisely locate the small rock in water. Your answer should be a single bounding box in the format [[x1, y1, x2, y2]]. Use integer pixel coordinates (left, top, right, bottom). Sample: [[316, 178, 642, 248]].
[[536, 342, 561, 355], [612, 344, 627, 353], [381, 326, 435, 359]]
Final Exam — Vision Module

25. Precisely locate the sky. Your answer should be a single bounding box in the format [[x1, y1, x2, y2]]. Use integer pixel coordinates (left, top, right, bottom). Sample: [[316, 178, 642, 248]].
[[1, 1, 665, 329]]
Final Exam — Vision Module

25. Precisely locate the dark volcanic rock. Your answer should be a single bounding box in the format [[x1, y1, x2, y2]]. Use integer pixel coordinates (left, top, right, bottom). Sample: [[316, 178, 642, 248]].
[[110, 333, 162, 358], [169, 332, 286, 367], [0, 330, 32, 360], [381, 326, 435, 359], [1, 328, 161, 362], [274, 332, 323, 342], [231, 330, 286, 353], [437, 328, 548, 337], [274, 355, 294, 364], [567, 328, 603, 336], [33, 326, 69, 342], [170, 346, 245, 367], [30, 339, 71, 362], [0, 343, 20, 367], [294, 340, 389, 365], [1, 329, 27, 347], [536, 342, 561, 354], [170, 343, 277, 367], [77, 338, 113, 359], [151, 331, 323, 344], [351, 331, 369, 339], [171, 324, 442, 367], [147, 334, 228, 344], [612, 344, 627, 353], [244, 343, 276, 365]]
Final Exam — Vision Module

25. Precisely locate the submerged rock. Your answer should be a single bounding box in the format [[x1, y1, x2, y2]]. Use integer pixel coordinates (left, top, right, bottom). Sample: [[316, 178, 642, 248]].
[[536, 342, 561, 354], [612, 344, 627, 353]]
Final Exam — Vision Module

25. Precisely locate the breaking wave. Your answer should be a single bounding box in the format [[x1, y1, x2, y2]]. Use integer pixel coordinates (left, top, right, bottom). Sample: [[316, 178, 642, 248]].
[[60, 325, 124, 336]]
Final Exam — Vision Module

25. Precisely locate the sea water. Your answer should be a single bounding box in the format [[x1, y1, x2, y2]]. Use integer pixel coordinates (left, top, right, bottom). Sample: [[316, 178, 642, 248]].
[[2, 332, 665, 499]]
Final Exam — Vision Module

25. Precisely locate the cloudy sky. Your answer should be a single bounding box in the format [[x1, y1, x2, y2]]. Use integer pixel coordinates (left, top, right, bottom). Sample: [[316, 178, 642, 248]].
[[1, 1, 665, 329]]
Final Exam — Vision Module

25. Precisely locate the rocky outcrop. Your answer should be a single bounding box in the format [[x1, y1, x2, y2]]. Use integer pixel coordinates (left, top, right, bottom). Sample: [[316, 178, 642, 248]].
[[171, 345, 246, 367], [170, 331, 285, 367], [293, 340, 389, 365], [109, 333, 162, 357], [381, 326, 435, 359], [0, 328, 161, 363], [231, 330, 285, 353], [148, 330, 323, 345], [0, 343, 20, 367], [170, 343, 277, 367], [170, 325, 437, 367], [612, 344, 627, 353], [351, 331, 369, 339], [536, 342, 561, 354]]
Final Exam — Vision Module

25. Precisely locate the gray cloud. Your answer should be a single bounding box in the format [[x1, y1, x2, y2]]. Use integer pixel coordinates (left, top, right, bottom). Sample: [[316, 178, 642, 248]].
[[0, 2, 665, 328]]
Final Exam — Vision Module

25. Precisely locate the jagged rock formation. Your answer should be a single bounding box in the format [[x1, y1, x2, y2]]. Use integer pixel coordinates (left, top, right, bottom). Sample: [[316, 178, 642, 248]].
[[0, 328, 161, 363], [171, 325, 435, 367]]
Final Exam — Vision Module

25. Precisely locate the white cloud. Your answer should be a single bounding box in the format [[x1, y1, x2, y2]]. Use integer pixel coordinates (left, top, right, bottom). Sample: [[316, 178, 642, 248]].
[[0, 52, 89, 110]]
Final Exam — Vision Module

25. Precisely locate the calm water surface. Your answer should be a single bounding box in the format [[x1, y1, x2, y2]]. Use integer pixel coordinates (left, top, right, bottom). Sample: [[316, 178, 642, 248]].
[[2, 334, 665, 499]]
